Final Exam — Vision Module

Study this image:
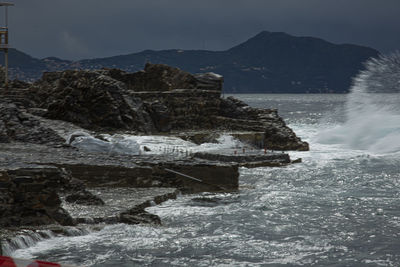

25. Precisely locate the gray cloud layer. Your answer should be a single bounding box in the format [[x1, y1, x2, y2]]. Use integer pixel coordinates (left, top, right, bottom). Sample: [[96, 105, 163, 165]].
[[6, 0, 400, 60]]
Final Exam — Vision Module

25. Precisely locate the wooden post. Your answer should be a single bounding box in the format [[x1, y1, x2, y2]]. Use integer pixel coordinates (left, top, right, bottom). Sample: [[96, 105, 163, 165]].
[[4, 47, 7, 88], [0, 3, 14, 89]]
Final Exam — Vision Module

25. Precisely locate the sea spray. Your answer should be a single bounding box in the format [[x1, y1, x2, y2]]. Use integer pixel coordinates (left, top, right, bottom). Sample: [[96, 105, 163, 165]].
[[317, 52, 400, 153], [2, 227, 91, 256]]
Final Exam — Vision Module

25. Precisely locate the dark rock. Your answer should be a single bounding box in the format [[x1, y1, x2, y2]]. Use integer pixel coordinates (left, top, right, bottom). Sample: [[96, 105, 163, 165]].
[[126, 63, 198, 91], [30, 69, 154, 132], [8, 79, 31, 89], [120, 208, 161, 225], [0, 101, 64, 144], [193, 151, 291, 164], [104, 63, 222, 92], [0, 168, 75, 227], [4, 63, 307, 150], [218, 96, 309, 150], [65, 192, 105, 206], [219, 96, 250, 119]]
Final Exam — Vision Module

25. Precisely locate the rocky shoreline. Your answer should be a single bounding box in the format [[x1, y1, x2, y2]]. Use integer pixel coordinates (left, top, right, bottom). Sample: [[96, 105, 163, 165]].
[[0, 64, 308, 256]]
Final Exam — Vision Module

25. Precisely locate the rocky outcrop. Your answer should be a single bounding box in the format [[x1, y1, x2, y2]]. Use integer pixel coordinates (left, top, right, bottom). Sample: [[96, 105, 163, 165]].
[[107, 63, 222, 92], [28, 64, 224, 133], [0, 102, 64, 144], [0, 165, 108, 228], [29, 69, 154, 132], [219, 97, 309, 150], [24, 63, 307, 150], [0, 168, 74, 227], [0, 142, 240, 193]]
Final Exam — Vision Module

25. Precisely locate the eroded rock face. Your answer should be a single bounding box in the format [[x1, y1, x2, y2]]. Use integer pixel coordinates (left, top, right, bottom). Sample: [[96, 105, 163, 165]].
[[0, 168, 74, 227], [29, 64, 223, 133], [0, 167, 105, 228], [31, 70, 154, 132], [104, 63, 223, 92], [219, 97, 309, 151], [20, 63, 307, 150], [0, 102, 64, 144]]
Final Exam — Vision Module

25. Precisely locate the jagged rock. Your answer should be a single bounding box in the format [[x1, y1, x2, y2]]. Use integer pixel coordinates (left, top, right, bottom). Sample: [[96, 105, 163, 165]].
[[65, 192, 105, 206], [0, 101, 64, 144], [126, 63, 198, 91], [31, 69, 154, 131], [61, 174, 105, 206], [119, 208, 161, 225], [218, 96, 309, 150], [0, 168, 75, 227], [219, 96, 253, 119], [8, 79, 31, 89], [103, 63, 222, 92], [11, 63, 307, 150]]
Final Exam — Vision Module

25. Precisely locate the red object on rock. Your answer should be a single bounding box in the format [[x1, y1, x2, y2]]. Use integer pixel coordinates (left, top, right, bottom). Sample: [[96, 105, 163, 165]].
[[0, 256, 64, 267], [0, 256, 17, 267]]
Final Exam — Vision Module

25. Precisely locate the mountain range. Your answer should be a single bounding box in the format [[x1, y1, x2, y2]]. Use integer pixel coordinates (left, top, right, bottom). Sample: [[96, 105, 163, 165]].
[[0, 31, 379, 93]]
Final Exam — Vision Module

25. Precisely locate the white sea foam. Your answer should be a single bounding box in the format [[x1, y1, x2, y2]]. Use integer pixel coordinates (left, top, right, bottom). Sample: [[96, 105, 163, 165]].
[[9, 93, 400, 266], [107, 133, 244, 155], [317, 53, 400, 154]]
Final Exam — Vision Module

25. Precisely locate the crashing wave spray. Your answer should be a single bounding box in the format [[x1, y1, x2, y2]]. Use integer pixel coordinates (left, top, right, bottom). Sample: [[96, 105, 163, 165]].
[[318, 52, 400, 153]]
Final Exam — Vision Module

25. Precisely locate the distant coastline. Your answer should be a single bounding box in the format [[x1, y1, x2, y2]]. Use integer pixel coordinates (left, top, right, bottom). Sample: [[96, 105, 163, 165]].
[[1, 31, 378, 93]]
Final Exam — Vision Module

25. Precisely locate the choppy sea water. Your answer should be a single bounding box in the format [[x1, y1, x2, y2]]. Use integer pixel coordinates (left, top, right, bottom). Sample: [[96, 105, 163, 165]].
[[10, 94, 400, 266]]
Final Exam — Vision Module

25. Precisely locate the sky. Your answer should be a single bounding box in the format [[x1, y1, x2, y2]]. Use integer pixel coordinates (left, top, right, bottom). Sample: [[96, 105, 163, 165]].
[[4, 0, 400, 60]]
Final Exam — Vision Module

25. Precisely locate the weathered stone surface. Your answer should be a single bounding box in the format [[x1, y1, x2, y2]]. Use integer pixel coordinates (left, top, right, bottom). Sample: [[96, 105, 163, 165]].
[[141, 89, 222, 131], [0, 164, 109, 228], [4, 63, 307, 150], [218, 97, 309, 151], [193, 151, 290, 164], [29, 69, 154, 132], [0, 102, 64, 144], [0, 142, 240, 193], [65, 192, 105, 206], [104, 63, 222, 92], [0, 168, 75, 227], [120, 209, 161, 225], [61, 187, 177, 225], [121, 63, 198, 92]]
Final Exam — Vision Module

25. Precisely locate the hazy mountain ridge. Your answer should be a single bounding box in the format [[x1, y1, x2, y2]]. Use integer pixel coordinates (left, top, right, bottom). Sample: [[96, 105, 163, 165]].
[[1, 31, 379, 93]]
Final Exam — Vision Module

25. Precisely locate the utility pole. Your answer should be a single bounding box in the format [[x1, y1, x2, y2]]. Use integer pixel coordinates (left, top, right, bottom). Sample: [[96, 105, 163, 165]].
[[0, 2, 14, 89]]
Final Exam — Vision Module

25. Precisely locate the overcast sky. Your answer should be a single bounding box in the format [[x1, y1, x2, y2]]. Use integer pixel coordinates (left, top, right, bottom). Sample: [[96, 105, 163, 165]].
[[5, 0, 400, 60]]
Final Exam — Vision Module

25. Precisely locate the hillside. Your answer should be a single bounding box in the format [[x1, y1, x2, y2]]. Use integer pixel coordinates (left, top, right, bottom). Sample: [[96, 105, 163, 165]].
[[0, 31, 379, 93]]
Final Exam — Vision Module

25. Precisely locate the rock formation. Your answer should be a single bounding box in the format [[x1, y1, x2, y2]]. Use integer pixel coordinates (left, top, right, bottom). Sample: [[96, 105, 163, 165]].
[[0, 168, 74, 227], [27, 63, 308, 150], [0, 63, 308, 244], [0, 102, 63, 144]]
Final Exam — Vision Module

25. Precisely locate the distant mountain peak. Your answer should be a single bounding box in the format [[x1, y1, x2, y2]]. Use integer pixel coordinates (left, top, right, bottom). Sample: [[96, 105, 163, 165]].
[[254, 30, 288, 37]]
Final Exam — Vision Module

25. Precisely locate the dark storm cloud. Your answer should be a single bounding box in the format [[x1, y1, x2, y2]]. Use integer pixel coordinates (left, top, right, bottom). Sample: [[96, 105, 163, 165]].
[[6, 0, 400, 60]]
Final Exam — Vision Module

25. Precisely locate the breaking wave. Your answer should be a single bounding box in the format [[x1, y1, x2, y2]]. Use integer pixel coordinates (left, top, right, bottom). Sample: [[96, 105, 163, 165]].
[[318, 52, 400, 153]]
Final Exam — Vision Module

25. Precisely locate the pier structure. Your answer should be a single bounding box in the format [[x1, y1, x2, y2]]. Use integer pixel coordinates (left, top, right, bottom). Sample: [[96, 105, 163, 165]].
[[0, 2, 13, 88]]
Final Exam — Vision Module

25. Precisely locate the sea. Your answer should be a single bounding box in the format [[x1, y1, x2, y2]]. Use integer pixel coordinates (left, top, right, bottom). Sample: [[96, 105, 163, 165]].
[[9, 55, 400, 266]]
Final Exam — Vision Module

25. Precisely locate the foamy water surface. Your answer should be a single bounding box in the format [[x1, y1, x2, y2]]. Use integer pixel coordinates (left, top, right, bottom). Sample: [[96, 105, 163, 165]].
[[8, 92, 400, 266]]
